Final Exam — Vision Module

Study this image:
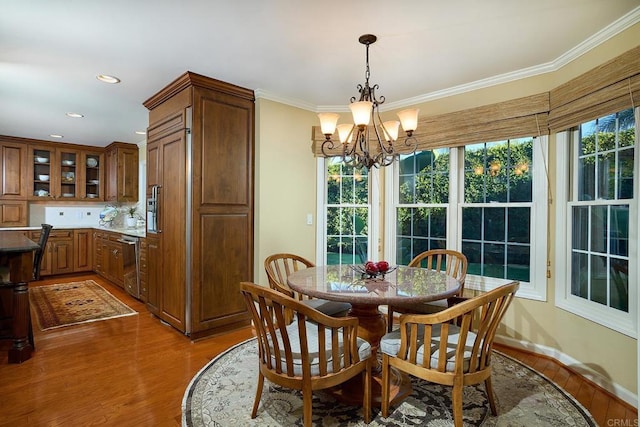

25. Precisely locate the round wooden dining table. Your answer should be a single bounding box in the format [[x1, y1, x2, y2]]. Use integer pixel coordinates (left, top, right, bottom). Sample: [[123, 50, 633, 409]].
[[287, 264, 461, 406]]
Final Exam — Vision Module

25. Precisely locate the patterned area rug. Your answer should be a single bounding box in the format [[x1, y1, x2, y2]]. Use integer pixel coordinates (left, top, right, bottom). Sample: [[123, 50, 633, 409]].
[[183, 338, 596, 426], [30, 280, 137, 330]]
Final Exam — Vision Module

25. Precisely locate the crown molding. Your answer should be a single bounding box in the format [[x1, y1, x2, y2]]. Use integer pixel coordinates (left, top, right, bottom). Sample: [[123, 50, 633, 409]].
[[254, 89, 317, 111], [258, 6, 640, 113]]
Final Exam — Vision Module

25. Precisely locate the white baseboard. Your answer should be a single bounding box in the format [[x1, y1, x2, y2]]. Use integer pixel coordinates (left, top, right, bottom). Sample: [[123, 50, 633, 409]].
[[495, 335, 638, 409]]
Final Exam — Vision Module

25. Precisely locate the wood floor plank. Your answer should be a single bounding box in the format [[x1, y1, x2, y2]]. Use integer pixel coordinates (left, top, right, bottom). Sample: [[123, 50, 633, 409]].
[[590, 388, 611, 426], [0, 275, 636, 426]]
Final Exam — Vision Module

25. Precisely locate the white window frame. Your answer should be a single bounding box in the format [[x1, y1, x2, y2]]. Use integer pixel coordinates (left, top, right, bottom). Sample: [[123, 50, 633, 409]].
[[316, 157, 380, 265], [384, 148, 457, 265], [554, 111, 639, 338], [385, 137, 548, 301], [460, 137, 548, 301]]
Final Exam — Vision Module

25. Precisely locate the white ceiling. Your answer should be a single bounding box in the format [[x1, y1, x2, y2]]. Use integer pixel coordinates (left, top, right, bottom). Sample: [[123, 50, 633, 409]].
[[1, 0, 639, 148]]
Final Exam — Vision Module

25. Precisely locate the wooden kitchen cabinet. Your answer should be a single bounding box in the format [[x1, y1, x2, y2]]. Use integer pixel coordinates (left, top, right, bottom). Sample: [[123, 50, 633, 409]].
[[144, 71, 254, 338], [0, 139, 29, 227], [79, 151, 104, 201], [0, 202, 28, 227], [31, 229, 74, 276], [138, 237, 148, 302], [0, 137, 124, 223], [29, 144, 55, 200], [93, 230, 103, 273], [27, 143, 106, 202], [55, 148, 81, 200], [0, 139, 28, 200], [144, 235, 160, 314], [93, 229, 124, 288], [73, 228, 93, 272], [28, 145, 81, 200], [105, 142, 138, 203]]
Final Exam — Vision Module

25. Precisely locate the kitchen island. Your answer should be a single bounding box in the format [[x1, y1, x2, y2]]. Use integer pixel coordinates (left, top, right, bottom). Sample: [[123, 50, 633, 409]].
[[0, 231, 40, 363]]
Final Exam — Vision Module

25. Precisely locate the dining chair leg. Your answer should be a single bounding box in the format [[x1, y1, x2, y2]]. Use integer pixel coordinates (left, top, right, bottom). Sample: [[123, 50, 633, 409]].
[[302, 385, 313, 427], [381, 354, 391, 418], [251, 371, 265, 418], [452, 382, 464, 427], [363, 361, 372, 423], [485, 376, 498, 415]]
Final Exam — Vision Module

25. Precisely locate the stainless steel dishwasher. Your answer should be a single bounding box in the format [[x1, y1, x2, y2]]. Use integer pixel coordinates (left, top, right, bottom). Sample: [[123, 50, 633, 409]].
[[118, 235, 140, 299]]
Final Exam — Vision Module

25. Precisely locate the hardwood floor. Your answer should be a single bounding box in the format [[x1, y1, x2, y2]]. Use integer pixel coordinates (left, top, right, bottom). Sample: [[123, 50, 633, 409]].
[[0, 274, 637, 426]]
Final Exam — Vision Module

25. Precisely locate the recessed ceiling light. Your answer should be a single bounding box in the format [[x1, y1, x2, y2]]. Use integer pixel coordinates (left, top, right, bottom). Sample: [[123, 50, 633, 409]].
[[96, 74, 121, 84], [49, 134, 64, 138], [66, 112, 84, 118], [135, 130, 146, 135]]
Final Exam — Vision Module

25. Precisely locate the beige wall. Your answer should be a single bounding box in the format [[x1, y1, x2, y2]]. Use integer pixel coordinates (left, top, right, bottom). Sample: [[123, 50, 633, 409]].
[[255, 99, 318, 287], [255, 22, 639, 397]]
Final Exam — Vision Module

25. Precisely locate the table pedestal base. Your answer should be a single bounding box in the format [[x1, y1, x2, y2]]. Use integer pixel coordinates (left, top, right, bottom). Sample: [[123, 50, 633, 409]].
[[326, 367, 412, 407], [327, 303, 412, 407]]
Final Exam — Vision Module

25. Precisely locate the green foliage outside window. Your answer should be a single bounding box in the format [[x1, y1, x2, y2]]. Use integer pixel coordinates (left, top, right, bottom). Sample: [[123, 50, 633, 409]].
[[326, 160, 369, 264]]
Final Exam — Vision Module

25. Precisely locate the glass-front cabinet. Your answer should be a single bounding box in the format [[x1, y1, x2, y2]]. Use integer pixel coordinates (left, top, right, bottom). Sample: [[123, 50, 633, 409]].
[[29, 146, 104, 201], [81, 151, 104, 200], [31, 145, 55, 199], [57, 149, 79, 199]]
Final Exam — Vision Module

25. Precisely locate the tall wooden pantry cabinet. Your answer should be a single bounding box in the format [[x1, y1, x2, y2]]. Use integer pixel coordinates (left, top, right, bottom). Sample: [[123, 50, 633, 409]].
[[143, 71, 254, 338]]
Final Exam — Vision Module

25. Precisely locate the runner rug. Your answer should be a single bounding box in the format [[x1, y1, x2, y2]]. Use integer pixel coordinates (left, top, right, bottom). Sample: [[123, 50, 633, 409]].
[[30, 280, 137, 330], [183, 338, 596, 426]]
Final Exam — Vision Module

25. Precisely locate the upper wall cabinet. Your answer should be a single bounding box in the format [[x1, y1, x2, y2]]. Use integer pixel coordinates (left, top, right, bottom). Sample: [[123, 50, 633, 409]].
[[0, 138, 28, 199], [28, 144, 106, 201], [81, 151, 104, 201], [0, 136, 136, 206], [105, 142, 139, 203]]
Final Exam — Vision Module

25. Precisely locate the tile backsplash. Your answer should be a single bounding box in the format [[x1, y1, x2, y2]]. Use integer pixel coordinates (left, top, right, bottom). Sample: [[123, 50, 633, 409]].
[[29, 205, 105, 227], [29, 203, 145, 228]]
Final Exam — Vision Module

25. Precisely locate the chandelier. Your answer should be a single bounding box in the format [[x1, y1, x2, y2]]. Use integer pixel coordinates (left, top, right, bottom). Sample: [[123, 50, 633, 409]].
[[318, 34, 419, 169]]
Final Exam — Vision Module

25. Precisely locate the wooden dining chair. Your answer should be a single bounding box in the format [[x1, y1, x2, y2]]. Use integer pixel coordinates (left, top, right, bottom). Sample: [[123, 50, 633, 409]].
[[387, 249, 467, 332], [240, 282, 372, 426], [33, 224, 53, 281], [380, 281, 519, 427], [264, 253, 351, 323]]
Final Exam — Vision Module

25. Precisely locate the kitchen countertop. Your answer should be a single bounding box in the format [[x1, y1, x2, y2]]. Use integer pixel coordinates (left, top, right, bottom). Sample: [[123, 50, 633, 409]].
[[0, 225, 147, 238]]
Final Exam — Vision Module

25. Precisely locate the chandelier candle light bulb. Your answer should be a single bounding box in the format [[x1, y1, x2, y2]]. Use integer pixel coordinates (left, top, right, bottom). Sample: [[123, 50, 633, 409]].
[[318, 113, 340, 135], [350, 101, 373, 127], [337, 123, 354, 143], [318, 34, 420, 169], [381, 120, 400, 141]]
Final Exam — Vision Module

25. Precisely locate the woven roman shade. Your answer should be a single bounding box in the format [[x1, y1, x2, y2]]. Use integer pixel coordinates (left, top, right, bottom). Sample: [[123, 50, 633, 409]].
[[410, 93, 549, 150], [311, 93, 549, 156], [549, 45, 640, 132]]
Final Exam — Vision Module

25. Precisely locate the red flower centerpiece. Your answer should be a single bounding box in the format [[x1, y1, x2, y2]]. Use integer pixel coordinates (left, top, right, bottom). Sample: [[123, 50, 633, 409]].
[[352, 260, 396, 279]]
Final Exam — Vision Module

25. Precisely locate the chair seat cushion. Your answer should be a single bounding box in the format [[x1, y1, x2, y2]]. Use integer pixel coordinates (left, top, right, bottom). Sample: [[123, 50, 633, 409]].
[[379, 324, 478, 372], [304, 299, 352, 316], [270, 320, 371, 376]]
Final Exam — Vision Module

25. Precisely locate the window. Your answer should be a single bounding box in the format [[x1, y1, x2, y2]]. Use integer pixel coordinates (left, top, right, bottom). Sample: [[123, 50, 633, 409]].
[[386, 137, 548, 300], [556, 108, 637, 337], [395, 149, 449, 264], [462, 139, 533, 283], [318, 158, 378, 265]]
